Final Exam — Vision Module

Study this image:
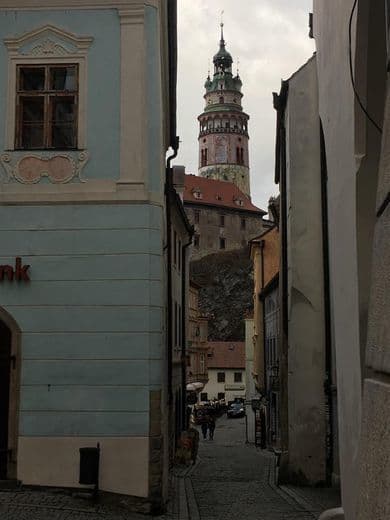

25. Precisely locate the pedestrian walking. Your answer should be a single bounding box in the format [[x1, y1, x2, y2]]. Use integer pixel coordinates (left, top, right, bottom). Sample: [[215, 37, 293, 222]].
[[208, 414, 216, 440], [200, 413, 208, 439]]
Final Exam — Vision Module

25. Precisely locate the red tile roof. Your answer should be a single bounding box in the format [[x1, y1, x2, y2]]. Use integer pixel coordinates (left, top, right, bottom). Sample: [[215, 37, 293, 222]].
[[207, 342, 245, 369], [184, 175, 265, 214]]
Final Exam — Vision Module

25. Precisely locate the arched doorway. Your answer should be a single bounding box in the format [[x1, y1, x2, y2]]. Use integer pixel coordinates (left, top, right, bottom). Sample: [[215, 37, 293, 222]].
[[0, 311, 20, 480]]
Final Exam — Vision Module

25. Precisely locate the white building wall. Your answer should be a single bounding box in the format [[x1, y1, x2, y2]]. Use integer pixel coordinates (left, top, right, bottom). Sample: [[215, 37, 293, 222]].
[[202, 368, 245, 403], [313, 1, 362, 517]]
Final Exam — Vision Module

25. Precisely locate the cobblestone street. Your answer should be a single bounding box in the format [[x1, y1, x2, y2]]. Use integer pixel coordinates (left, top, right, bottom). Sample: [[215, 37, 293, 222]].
[[0, 415, 340, 520], [167, 414, 340, 520]]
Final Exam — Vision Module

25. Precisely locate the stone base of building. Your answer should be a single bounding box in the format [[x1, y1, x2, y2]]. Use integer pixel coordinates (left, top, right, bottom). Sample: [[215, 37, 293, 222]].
[[357, 378, 390, 519], [318, 507, 344, 520]]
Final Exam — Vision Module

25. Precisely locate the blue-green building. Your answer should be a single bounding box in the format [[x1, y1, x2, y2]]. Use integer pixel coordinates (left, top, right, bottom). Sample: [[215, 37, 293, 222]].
[[0, 0, 188, 511]]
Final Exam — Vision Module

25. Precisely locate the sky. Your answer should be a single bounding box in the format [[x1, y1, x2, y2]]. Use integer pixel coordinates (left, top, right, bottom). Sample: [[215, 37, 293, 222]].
[[174, 0, 315, 211]]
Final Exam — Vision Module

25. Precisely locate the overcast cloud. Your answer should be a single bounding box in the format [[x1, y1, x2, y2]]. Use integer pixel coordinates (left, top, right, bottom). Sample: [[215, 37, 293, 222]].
[[174, 0, 314, 210]]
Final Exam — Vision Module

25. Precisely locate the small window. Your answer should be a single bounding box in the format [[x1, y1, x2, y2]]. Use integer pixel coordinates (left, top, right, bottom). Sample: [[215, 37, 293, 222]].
[[217, 372, 225, 383], [219, 214, 225, 227], [194, 234, 200, 248], [218, 392, 225, 400], [200, 392, 208, 402], [219, 237, 226, 250], [16, 64, 78, 150], [241, 218, 246, 230], [219, 96, 224, 104], [194, 210, 200, 224], [234, 372, 242, 383]]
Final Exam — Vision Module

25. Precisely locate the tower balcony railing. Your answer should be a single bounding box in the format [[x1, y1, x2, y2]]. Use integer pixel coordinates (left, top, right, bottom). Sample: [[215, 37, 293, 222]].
[[198, 128, 249, 138]]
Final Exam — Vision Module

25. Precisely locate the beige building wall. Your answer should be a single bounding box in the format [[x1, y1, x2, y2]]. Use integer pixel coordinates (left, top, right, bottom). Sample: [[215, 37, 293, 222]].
[[250, 227, 279, 394]]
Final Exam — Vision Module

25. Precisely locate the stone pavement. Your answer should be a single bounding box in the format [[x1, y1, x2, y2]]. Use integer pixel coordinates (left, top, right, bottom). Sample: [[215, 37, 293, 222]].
[[0, 489, 149, 520], [165, 415, 340, 520], [0, 416, 340, 520]]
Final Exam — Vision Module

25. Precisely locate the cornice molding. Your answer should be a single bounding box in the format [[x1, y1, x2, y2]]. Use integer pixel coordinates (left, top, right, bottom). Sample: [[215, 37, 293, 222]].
[[0, 0, 158, 10], [118, 6, 145, 25]]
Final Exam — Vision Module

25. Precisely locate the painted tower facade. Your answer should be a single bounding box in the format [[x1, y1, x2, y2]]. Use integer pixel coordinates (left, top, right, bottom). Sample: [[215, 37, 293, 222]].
[[198, 24, 250, 197]]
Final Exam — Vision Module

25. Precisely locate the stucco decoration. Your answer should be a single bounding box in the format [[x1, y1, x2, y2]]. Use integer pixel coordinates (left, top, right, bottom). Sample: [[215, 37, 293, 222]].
[[3, 25, 93, 57], [0, 152, 89, 184]]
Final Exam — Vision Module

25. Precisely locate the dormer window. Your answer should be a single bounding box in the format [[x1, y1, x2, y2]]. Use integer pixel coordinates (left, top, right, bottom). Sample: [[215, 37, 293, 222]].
[[216, 194, 223, 201], [234, 197, 244, 207], [193, 188, 203, 199]]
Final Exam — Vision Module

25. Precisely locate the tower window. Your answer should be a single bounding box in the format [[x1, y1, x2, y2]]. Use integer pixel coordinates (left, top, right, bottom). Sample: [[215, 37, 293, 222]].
[[219, 237, 226, 250], [194, 210, 200, 224], [219, 214, 225, 227], [241, 218, 246, 230], [194, 234, 200, 248], [225, 121, 229, 129], [236, 147, 244, 165], [201, 148, 208, 167], [219, 96, 224, 104]]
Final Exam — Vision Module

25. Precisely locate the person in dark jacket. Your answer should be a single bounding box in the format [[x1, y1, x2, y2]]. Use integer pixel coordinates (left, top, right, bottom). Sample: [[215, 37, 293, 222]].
[[208, 415, 216, 440]]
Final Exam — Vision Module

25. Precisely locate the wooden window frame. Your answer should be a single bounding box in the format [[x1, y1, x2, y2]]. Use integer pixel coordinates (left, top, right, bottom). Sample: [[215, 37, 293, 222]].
[[217, 371, 225, 383], [15, 64, 79, 150]]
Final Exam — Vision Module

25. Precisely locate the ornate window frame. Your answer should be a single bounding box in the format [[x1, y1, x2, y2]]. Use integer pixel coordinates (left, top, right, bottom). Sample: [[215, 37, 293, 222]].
[[3, 24, 93, 151]]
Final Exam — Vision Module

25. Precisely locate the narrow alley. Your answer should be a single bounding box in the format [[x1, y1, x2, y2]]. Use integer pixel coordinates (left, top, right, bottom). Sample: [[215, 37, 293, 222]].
[[167, 415, 340, 520]]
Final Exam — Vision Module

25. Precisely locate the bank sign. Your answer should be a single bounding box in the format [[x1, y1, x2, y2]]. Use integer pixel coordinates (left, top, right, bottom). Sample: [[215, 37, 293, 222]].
[[0, 258, 30, 281]]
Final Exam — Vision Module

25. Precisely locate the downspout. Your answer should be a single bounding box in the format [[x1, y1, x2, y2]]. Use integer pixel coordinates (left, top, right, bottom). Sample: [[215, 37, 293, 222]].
[[260, 239, 266, 396], [181, 237, 193, 430], [166, 140, 179, 405], [320, 121, 334, 485], [273, 81, 289, 469]]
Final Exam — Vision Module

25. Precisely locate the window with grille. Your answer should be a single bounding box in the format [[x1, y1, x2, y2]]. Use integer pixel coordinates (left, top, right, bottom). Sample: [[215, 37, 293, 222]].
[[16, 64, 78, 150]]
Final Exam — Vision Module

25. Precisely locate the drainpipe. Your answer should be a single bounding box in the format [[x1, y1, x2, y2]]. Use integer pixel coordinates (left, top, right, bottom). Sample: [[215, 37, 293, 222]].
[[260, 239, 266, 397], [166, 138, 179, 405], [181, 237, 193, 430], [320, 121, 334, 485]]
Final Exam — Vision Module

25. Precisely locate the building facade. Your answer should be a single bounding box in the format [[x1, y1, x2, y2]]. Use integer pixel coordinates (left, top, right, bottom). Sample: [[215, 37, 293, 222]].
[[249, 225, 279, 394], [312, 2, 390, 518], [184, 174, 266, 260], [272, 2, 390, 517], [261, 275, 280, 450], [0, 0, 186, 512], [198, 24, 250, 197], [187, 281, 209, 389], [201, 342, 245, 403]]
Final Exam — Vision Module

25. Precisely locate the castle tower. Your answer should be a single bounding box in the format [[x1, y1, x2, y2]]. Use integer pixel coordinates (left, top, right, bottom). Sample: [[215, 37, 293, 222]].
[[198, 23, 250, 197]]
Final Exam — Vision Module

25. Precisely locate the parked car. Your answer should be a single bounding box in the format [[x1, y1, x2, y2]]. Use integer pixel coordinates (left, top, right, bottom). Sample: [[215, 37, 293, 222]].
[[227, 402, 245, 418]]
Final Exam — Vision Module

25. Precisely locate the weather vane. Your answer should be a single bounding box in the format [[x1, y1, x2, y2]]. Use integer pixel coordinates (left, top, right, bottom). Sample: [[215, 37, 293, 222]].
[[237, 58, 240, 76], [221, 10, 224, 27]]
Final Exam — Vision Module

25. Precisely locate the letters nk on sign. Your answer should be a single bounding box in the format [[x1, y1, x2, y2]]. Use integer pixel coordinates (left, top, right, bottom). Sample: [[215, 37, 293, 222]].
[[0, 257, 30, 282]]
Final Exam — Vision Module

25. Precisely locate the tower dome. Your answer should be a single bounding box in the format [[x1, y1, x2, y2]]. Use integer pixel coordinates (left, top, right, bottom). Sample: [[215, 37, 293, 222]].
[[197, 24, 251, 197]]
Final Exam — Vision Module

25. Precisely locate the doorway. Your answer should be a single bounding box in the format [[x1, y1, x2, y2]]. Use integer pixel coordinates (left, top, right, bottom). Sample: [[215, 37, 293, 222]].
[[0, 321, 12, 479], [0, 314, 20, 481]]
